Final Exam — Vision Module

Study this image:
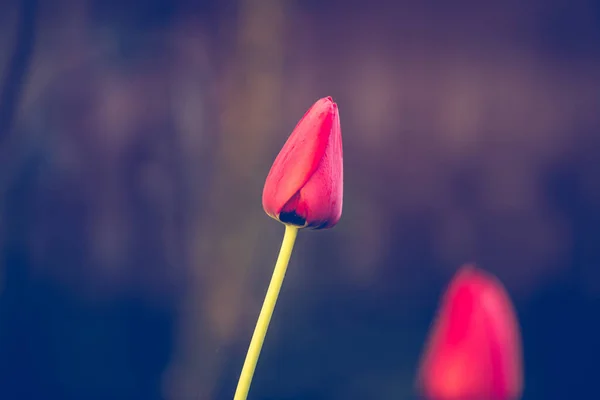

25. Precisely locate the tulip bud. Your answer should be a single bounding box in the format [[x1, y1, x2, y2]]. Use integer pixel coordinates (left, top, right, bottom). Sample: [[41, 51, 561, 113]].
[[262, 96, 343, 229], [417, 265, 524, 400]]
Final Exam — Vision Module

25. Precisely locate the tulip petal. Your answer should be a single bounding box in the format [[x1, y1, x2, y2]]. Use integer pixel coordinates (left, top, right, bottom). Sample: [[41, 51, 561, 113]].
[[481, 277, 524, 400], [417, 265, 523, 400], [296, 107, 342, 228], [262, 97, 340, 228]]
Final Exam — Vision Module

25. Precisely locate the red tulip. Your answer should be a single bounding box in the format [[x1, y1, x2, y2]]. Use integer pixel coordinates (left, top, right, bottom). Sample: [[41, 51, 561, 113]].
[[262, 96, 343, 229], [417, 265, 523, 400]]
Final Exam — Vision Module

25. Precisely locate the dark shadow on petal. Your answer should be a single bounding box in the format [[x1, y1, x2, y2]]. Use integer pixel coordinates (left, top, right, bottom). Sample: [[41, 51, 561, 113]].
[[278, 211, 306, 227]]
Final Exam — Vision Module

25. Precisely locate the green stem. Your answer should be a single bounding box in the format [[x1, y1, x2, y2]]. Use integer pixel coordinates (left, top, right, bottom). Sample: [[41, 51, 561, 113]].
[[234, 224, 299, 400]]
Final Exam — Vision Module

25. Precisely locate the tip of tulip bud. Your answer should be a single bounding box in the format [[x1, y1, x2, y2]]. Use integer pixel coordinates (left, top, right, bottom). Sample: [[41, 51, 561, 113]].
[[322, 96, 336, 107], [455, 264, 501, 286], [456, 263, 477, 277]]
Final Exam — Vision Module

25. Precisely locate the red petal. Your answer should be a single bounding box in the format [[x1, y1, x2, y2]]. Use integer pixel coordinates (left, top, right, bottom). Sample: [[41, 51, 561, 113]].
[[262, 97, 337, 221], [296, 106, 343, 228], [418, 265, 523, 400]]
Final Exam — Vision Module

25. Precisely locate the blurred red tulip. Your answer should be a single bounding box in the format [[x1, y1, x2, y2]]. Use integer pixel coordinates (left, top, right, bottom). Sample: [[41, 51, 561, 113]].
[[262, 96, 343, 229], [417, 265, 524, 400]]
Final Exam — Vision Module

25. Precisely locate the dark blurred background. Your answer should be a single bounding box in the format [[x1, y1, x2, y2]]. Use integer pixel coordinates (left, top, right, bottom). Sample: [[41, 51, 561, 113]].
[[0, 0, 599, 399]]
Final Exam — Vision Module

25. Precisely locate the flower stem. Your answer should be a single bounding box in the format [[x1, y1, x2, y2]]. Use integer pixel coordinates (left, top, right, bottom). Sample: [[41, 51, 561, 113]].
[[234, 224, 299, 400]]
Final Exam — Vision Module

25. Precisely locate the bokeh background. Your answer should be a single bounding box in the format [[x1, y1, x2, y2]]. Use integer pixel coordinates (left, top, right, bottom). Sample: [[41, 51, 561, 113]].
[[0, 0, 599, 399]]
